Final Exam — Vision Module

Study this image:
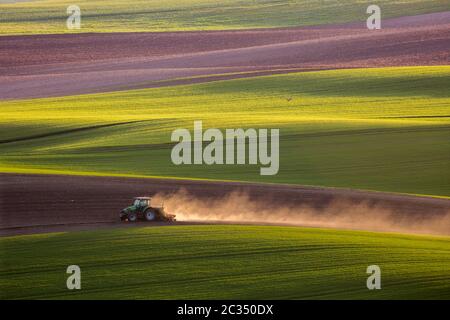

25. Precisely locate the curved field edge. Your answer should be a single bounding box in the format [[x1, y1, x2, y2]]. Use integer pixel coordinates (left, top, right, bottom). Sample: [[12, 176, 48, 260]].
[[1, 66, 449, 196], [1, 168, 449, 201], [0, 225, 449, 299], [1, 0, 449, 35]]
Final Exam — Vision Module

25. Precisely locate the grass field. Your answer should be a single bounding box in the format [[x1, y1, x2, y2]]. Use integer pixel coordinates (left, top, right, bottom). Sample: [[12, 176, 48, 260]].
[[1, 66, 449, 196], [1, 225, 449, 299], [1, 0, 449, 35]]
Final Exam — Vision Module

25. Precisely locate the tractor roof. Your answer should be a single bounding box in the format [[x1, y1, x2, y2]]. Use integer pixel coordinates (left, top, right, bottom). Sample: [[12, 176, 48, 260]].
[[134, 197, 151, 200]]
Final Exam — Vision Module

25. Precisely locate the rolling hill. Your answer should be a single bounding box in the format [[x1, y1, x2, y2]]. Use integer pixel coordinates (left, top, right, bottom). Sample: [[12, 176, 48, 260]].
[[1, 225, 449, 299], [0, 66, 449, 196]]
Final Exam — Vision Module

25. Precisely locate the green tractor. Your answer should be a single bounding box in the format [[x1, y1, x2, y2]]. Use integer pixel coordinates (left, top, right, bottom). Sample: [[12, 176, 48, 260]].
[[120, 197, 176, 222]]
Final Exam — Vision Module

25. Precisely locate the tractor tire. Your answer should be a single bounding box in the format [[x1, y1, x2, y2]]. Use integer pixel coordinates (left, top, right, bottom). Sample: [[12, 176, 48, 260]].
[[127, 212, 138, 222], [144, 210, 156, 221]]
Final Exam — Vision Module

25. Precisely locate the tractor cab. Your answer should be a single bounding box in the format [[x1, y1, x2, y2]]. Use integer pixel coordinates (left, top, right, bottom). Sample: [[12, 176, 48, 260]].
[[133, 197, 151, 209]]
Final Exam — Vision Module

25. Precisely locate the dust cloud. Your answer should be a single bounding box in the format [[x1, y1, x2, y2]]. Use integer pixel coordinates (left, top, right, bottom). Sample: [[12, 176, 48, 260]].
[[153, 189, 450, 236]]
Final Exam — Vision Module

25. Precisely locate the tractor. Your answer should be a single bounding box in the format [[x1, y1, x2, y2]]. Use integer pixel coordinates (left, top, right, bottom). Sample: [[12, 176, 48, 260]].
[[120, 197, 176, 222]]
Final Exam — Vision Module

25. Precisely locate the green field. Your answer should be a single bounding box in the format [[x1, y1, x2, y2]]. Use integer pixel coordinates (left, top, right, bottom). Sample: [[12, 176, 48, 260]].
[[1, 225, 449, 299], [1, 66, 449, 196], [1, 0, 449, 35]]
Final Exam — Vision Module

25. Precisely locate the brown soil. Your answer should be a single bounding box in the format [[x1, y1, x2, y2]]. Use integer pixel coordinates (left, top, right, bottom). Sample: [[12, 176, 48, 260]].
[[0, 12, 449, 99], [1, 173, 449, 236]]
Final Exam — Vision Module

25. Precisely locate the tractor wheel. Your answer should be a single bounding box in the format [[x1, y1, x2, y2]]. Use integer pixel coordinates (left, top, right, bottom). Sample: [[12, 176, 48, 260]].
[[127, 212, 138, 222], [144, 210, 156, 221]]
